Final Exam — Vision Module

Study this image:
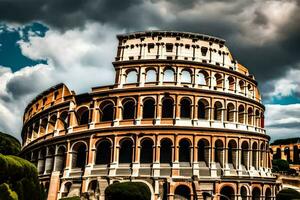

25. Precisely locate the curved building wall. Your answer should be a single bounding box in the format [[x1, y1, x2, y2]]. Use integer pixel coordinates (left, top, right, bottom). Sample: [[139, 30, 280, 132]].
[[21, 31, 279, 200]]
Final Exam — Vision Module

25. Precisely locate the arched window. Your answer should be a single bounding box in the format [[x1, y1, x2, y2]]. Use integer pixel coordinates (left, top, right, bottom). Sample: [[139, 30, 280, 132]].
[[240, 186, 248, 200], [255, 110, 260, 127], [293, 145, 299, 164], [163, 68, 175, 82], [77, 107, 89, 125], [72, 142, 87, 169], [160, 139, 172, 165], [214, 101, 222, 121], [248, 107, 253, 125], [95, 140, 111, 165], [126, 70, 138, 84], [197, 71, 208, 85], [45, 147, 55, 173], [226, 103, 235, 122], [180, 98, 191, 119], [122, 99, 135, 120], [162, 98, 174, 118], [174, 185, 190, 200], [55, 146, 66, 172], [228, 140, 237, 168], [181, 69, 192, 83], [239, 80, 245, 93], [40, 118, 48, 135], [198, 139, 209, 165], [227, 76, 235, 90], [145, 69, 156, 82], [238, 105, 245, 123], [261, 113, 265, 128], [220, 186, 235, 200], [119, 139, 133, 164], [58, 111, 68, 130], [274, 148, 281, 159], [214, 139, 224, 166], [100, 101, 114, 122], [248, 84, 253, 95], [33, 122, 39, 138], [215, 73, 223, 88], [241, 141, 249, 169], [88, 180, 99, 197], [143, 98, 155, 119], [38, 148, 46, 174], [252, 187, 260, 200], [48, 115, 57, 133], [198, 99, 209, 120], [63, 182, 72, 197], [284, 147, 290, 163], [140, 139, 153, 164], [252, 142, 258, 169], [260, 143, 265, 167], [265, 188, 271, 200], [179, 139, 191, 165]]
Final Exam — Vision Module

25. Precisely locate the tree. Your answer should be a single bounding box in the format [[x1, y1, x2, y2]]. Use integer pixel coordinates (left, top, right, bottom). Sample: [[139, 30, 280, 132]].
[[0, 183, 18, 200], [0, 132, 21, 155], [272, 159, 290, 172], [105, 182, 151, 200]]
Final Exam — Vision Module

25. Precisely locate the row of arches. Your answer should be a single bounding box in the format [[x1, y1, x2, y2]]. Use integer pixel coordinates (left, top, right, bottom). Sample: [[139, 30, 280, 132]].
[[272, 145, 300, 164], [219, 185, 272, 200], [31, 136, 270, 175]]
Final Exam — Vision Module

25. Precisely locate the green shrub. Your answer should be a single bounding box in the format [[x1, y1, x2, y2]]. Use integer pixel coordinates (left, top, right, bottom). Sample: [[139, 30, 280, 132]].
[[0, 183, 18, 200], [0, 132, 21, 155], [276, 188, 300, 200], [272, 159, 290, 172], [105, 182, 151, 200], [60, 196, 81, 200]]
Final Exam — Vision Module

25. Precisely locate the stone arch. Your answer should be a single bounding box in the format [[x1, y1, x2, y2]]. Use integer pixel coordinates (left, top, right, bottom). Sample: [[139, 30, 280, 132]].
[[227, 76, 235, 91], [238, 105, 245, 123], [140, 138, 154, 164], [122, 98, 136, 120], [241, 141, 249, 169], [143, 97, 155, 119], [181, 68, 192, 83], [284, 146, 290, 162], [145, 68, 157, 83], [48, 114, 57, 133], [100, 100, 115, 122], [160, 138, 173, 165], [95, 139, 112, 165], [40, 118, 48, 136], [198, 138, 209, 165], [228, 140, 237, 168], [87, 180, 100, 198], [119, 138, 134, 164], [163, 67, 175, 82], [71, 141, 87, 169], [180, 97, 192, 119], [214, 139, 224, 166], [240, 186, 248, 200], [61, 181, 72, 198], [55, 145, 66, 172], [252, 187, 261, 200], [220, 185, 235, 200], [126, 69, 138, 84], [255, 109, 260, 127], [274, 147, 281, 159], [226, 103, 235, 122], [197, 70, 209, 85], [265, 187, 272, 200], [198, 99, 209, 120], [162, 97, 174, 118], [179, 138, 191, 166], [214, 101, 223, 121], [45, 146, 55, 173], [252, 142, 258, 169], [215, 73, 223, 88], [248, 107, 253, 125], [174, 185, 191, 200], [57, 111, 69, 131], [76, 106, 89, 125], [239, 80, 245, 93], [33, 122, 39, 138], [38, 148, 46, 174]]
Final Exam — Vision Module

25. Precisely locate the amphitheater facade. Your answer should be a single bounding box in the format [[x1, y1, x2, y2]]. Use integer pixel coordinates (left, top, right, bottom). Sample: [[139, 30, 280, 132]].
[[20, 31, 280, 200]]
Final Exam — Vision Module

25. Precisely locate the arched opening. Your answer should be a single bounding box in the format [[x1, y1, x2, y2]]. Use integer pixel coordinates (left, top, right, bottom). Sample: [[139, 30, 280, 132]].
[[33, 122, 39, 138], [252, 142, 258, 169], [146, 69, 157, 82], [162, 98, 174, 118], [174, 185, 191, 200], [55, 146, 66, 172], [255, 110, 260, 127], [77, 107, 89, 125], [100, 101, 114, 122], [48, 115, 57, 133], [214, 139, 224, 166], [160, 139, 172, 165], [179, 139, 191, 166], [198, 139, 209, 165], [58, 111, 68, 131], [227, 76, 235, 91], [197, 71, 208, 85], [215, 73, 223, 88], [214, 101, 222, 121], [45, 147, 55, 173], [284, 147, 290, 163], [198, 99, 209, 120], [260, 143, 265, 167], [248, 108, 253, 125], [95, 140, 111, 165], [238, 105, 245, 124], [126, 70, 138, 84], [122, 99, 136, 120], [40, 118, 48, 136], [140, 139, 154, 164], [239, 80, 245, 93], [119, 139, 133, 164], [88, 180, 99, 197], [143, 98, 155, 119], [265, 188, 271, 200], [252, 187, 260, 200], [220, 186, 235, 200], [228, 140, 237, 168], [274, 148, 281, 159], [72, 142, 87, 169], [241, 186, 248, 200], [226, 103, 235, 122], [248, 84, 253, 96], [241, 141, 249, 169], [294, 145, 299, 164], [163, 68, 175, 82], [261, 113, 265, 128], [180, 98, 192, 119], [63, 182, 72, 197], [181, 69, 192, 83], [38, 148, 46, 174]]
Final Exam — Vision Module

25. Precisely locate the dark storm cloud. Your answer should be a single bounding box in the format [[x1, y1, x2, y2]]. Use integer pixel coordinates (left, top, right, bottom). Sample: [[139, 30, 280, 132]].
[[0, 0, 300, 95]]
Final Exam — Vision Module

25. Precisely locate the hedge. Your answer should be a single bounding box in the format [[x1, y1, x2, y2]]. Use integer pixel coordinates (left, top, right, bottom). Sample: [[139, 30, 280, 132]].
[[0, 183, 18, 200], [105, 182, 151, 200], [0, 132, 21, 155], [276, 188, 300, 200]]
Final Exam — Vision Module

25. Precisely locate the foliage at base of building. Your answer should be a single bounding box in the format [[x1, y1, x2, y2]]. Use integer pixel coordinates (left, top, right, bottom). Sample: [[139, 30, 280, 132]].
[[276, 188, 300, 200], [0, 183, 18, 200], [105, 182, 151, 200], [0, 132, 21, 155]]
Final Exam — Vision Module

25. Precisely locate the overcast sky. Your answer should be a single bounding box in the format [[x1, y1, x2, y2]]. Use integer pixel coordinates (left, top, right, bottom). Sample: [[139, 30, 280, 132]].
[[0, 0, 299, 141]]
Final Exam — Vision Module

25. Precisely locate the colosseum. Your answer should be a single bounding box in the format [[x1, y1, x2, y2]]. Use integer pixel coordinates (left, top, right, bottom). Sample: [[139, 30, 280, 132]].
[[20, 31, 280, 200]]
